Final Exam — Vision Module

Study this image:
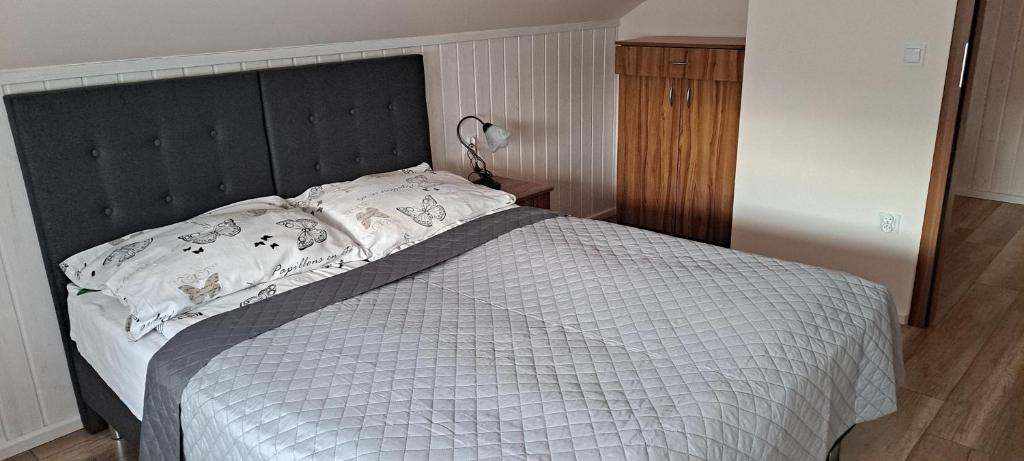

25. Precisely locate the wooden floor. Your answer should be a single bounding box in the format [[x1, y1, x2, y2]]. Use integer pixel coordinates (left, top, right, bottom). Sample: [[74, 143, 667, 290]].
[[841, 196, 1024, 460], [5, 197, 1023, 461], [4, 429, 136, 461]]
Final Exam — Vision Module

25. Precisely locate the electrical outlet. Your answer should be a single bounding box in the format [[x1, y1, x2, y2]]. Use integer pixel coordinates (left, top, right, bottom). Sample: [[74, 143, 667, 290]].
[[879, 212, 902, 234]]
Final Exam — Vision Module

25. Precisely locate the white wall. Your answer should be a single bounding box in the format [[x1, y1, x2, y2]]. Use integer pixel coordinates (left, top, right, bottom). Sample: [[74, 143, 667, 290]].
[[733, 0, 959, 320], [0, 21, 619, 458], [0, 0, 641, 70], [619, 0, 749, 40]]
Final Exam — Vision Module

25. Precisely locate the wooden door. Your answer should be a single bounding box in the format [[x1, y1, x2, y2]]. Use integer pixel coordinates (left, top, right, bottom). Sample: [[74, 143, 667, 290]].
[[678, 78, 743, 246], [952, 0, 1024, 201], [617, 76, 690, 235]]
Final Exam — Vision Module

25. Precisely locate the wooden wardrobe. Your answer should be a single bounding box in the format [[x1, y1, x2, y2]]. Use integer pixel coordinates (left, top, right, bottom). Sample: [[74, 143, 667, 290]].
[[615, 36, 744, 247]]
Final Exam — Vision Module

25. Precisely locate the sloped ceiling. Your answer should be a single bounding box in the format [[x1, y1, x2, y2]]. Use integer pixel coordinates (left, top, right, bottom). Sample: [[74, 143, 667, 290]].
[[0, 0, 643, 70]]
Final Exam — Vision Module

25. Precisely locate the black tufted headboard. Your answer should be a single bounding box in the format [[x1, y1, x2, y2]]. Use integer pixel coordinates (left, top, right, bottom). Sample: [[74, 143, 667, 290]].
[[261, 56, 431, 196], [2, 55, 431, 440]]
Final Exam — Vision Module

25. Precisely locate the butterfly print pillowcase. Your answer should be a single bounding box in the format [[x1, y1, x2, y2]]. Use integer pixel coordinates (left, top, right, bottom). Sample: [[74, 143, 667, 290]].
[[288, 163, 516, 260], [59, 196, 366, 340], [154, 260, 369, 340]]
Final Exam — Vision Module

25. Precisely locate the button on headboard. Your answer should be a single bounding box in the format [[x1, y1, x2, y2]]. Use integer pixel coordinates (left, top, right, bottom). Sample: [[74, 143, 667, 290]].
[[260, 55, 432, 197]]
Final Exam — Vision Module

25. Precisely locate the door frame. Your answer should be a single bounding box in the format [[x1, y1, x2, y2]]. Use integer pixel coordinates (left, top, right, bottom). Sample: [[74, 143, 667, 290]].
[[908, 0, 981, 326]]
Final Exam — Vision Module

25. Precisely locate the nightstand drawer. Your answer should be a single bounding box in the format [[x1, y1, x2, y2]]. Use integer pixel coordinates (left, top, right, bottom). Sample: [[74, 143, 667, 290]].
[[491, 175, 553, 210], [516, 194, 551, 209]]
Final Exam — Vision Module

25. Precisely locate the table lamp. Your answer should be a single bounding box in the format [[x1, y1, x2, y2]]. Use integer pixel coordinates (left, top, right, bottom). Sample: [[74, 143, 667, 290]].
[[457, 115, 511, 190]]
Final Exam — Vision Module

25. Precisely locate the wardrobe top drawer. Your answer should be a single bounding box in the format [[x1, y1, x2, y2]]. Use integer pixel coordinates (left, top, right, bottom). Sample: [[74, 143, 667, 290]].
[[615, 45, 744, 82]]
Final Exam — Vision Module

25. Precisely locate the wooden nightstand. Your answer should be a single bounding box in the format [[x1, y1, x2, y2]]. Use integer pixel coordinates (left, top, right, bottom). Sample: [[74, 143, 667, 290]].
[[492, 176, 553, 209]]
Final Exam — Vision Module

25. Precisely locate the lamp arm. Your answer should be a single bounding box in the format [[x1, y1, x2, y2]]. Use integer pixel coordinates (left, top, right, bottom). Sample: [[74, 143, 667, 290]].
[[456, 115, 485, 151], [468, 151, 487, 169], [469, 154, 490, 173]]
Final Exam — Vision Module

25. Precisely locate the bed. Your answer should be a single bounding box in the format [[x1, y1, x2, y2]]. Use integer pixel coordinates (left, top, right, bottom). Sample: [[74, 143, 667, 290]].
[[4, 55, 903, 460]]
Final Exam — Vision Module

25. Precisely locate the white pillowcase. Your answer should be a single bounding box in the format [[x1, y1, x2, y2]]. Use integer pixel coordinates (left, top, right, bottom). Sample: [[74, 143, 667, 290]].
[[155, 260, 369, 340], [60, 196, 365, 340], [288, 163, 516, 259]]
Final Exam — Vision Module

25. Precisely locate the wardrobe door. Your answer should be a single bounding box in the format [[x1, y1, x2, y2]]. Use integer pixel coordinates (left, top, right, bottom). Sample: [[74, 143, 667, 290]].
[[617, 76, 689, 235], [679, 78, 742, 246]]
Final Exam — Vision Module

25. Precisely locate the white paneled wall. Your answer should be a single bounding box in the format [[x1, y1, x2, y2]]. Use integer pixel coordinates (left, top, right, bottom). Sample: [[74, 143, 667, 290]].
[[0, 21, 618, 457], [952, 0, 1024, 205], [432, 31, 618, 216]]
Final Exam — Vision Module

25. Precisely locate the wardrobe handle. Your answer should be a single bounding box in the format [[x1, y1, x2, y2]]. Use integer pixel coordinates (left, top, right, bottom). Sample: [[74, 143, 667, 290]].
[[670, 61, 689, 66], [669, 87, 674, 105], [686, 87, 691, 105]]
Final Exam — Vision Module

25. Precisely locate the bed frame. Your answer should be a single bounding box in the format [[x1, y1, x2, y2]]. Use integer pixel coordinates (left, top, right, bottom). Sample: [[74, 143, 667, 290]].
[[4, 54, 854, 460], [3, 55, 432, 445]]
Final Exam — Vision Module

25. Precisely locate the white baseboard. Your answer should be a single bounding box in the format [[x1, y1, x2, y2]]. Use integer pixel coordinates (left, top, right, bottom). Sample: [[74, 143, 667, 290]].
[[0, 417, 82, 459], [588, 208, 617, 221], [953, 189, 1024, 206]]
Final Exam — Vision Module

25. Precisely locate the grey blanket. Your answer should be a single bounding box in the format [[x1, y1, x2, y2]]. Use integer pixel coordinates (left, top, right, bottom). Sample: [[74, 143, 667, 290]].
[[140, 207, 561, 460], [146, 209, 902, 460]]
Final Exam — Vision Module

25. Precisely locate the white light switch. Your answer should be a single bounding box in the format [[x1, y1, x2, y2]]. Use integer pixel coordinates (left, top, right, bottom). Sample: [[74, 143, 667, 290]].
[[903, 43, 927, 66]]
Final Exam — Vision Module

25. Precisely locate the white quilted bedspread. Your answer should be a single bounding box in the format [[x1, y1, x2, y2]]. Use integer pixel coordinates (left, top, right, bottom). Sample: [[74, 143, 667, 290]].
[[180, 217, 902, 460]]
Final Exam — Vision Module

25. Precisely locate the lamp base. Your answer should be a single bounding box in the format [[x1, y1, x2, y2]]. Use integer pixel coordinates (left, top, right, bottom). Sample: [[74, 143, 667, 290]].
[[473, 174, 502, 191]]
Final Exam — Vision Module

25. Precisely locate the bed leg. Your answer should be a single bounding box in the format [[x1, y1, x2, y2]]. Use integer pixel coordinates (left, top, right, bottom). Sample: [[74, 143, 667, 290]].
[[79, 402, 109, 434], [109, 428, 123, 441], [826, 443, 840, 461], [828, 425, 853, 461]]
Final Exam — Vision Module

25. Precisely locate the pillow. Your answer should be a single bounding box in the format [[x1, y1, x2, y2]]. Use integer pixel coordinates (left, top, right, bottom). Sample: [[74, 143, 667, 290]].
[[156, 260, 369, 340], [288, 163, 516, 259], [60, 196, 365, 340]]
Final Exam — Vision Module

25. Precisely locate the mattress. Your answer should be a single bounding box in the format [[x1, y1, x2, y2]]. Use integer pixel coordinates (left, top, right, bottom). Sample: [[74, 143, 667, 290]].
[[67, 263, 365, 418], [68, 287, 165, 418], [135, 210, 902, 461]]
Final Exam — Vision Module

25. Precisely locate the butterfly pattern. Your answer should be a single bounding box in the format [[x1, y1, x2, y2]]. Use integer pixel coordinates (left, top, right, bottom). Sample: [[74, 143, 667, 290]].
[[240, 284, 277, 307], [277, 219, 328, 250], [397, 195, 447, 227], [62, 187, 388, 341], [402, 167, 436, 175], [253, 235, 280, 249], [174, 311, 204, 320], [178, 273, 221, 304], [178, 219, 242, 245], [356, 207, 391, 230], [289, 186, 325, 215], [103, 238, 154, 267], [61, 260, 88, 280], [406, 175, 442, 191]]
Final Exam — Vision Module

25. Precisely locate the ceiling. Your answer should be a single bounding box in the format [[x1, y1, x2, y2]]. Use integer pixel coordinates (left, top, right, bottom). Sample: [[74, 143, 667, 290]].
[[1, 0, 645, 69]]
